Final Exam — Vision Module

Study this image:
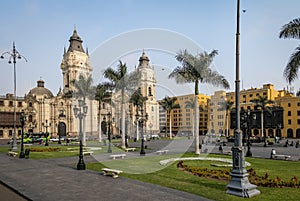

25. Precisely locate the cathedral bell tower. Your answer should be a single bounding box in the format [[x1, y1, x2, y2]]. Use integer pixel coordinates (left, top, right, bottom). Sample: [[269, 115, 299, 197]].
[[136, 51, 159, 134], [60, 28, 92, 95]]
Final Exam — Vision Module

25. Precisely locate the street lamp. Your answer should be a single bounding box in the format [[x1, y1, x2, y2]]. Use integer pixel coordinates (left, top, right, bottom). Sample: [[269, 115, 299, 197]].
[[246, 110, 255, 157], [1, 42, 27, 151], [19, 110, 26, 158], [136, 107, 148, 156], [73, 99, 88, 170], [42, 120, 51, 146], [226, 0, 260, 197], [106, 112, 113, 153]]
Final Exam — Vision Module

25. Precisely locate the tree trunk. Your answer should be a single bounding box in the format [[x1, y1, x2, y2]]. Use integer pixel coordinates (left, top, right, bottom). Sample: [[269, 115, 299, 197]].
[[226, 113, 229, 137], [121, 89, 126, 149], [195, 96, 200, 154], [261, 110, 264, 138], [169, 110, 172, 139]]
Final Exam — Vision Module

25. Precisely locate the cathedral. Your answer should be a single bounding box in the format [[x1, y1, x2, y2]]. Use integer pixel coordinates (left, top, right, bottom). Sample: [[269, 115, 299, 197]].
[[0, 28, 160, 140]]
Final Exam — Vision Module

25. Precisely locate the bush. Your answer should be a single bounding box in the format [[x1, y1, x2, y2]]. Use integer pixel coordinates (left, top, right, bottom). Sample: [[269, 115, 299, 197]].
[[29, 147, 61, 152], [177, 161, 300, 188]]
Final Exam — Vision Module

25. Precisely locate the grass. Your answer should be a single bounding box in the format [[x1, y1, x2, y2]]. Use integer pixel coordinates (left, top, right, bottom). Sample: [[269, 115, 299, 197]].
[[2, 142, 300, 200], [87, 152, 300, 201]]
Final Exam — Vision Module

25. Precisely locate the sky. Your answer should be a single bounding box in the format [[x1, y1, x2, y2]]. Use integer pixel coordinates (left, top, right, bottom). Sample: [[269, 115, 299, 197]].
[[1, 0, 300, 99]]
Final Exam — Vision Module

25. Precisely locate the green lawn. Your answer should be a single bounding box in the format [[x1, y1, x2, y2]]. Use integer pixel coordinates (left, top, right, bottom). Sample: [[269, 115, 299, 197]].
[[87, 153, 300, 201], [2, 143, 300, 200]]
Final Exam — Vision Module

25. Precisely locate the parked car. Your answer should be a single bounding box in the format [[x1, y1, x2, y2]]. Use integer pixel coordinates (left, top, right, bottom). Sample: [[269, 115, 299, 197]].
[[150, 134, 160, 140]]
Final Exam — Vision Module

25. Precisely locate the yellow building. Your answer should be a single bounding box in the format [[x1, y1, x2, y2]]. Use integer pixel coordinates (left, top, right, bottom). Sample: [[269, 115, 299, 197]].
[[161, 93, 210, 136], [276, 93, 300, 138], [225, 84, 297, 138]]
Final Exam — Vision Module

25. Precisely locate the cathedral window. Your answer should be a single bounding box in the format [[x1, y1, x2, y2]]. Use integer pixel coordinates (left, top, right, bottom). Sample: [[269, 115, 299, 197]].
[[148, 87, 152, 96]]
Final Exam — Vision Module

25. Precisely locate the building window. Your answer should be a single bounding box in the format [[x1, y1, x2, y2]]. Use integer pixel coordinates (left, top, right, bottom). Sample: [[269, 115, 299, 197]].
[[18, 101, 22, 107], [288, 119, 292, 125], [298, 111, 300, 116], [152, 106, 154, 112], [29, 115, 33, 122], [0, 101, 4, 106], [288, 111, 292, 116], [0, 130, 3, 137], [9, 101, 13, 107], [148, 87, 152, 96], [298, 102, 300, 106], [9, 130, 12, 136], [288, 103, 291, 107], [298, 119, 300, 124]]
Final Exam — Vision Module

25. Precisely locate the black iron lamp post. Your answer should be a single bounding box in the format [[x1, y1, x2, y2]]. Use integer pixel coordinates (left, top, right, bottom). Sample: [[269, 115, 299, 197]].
[[73, 99, 88, 170], [107, 112, 112, 153], [19, 111, 26, 158], [42, 120, 50, 146], [246, 110, 254, 157], [136, 107, 148, 156], [1, 42, 27, 151]]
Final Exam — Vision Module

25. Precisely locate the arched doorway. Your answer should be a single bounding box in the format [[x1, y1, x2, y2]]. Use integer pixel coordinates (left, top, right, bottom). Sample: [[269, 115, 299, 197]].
[[268, 129, 274, 138], [296, 129, 300, 139], [253, 129, 259, 137], [276, 129, 282, 138], [287, 129, 293, 138], [58, 122, 66, 138]]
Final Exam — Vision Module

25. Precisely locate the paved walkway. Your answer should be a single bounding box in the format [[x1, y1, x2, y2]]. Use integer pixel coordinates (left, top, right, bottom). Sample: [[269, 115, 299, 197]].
[[0, 153, 211, 201], [1, 138, 299, 201]]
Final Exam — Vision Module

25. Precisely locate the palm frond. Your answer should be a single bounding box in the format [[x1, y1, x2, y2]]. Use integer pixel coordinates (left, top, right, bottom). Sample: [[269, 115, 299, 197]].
[[279, 18, 300, 39], [283, 46, 300, 84]]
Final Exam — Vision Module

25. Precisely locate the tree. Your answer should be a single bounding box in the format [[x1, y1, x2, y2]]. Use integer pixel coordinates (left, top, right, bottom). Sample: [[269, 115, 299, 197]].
[[169, 49, 230, 154], [95, 83, 112, 142], [159, 96, 180, 139], [220, 100, 234, 137], [250, 96, 274, 146], [129, 89, 147, 140], [104, 60, 140, 149], [73, 74, 96, 146], [279, 18, 300, 84]]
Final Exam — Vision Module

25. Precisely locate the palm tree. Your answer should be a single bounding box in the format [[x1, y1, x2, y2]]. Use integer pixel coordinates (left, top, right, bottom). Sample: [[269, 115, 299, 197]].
[[104, 60, 140, 149], [159, 96, 180, 139], [73, 74, 96, 146], [95, 83, 112, 142], [279, 18, 300, 84], [129, 89, 147, 141], [250, 96, 274, 146], [220, 100, 234, 137], [169, 49, 230, 154]]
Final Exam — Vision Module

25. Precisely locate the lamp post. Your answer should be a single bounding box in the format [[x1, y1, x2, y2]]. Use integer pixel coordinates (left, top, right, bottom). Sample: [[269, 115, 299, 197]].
[[246, 110, 254, 157], [1, 42, 27, 151], [19, 111, 26, 158], [136, 107, 148, 156], [42, 120, 50, 146], [226, 0, 260, 197], [107, 112, 112, 153], [73, 99, 88, 170]]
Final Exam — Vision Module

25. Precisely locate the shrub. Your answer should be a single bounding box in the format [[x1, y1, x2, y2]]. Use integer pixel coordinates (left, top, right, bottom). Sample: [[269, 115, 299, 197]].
[[177, 161, 300, 188]]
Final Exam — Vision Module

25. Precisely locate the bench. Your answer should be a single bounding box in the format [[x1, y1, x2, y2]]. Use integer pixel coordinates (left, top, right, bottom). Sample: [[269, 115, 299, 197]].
[[110, 154, 126, 160], [24, 144, 33, 147], [7, 151, 18, 157], [124, 148, 136, 152], [271, 149, 290, 160], [82, 151, 94, 155], [101, 168, 123, 178], [156, 150, 168, 155]]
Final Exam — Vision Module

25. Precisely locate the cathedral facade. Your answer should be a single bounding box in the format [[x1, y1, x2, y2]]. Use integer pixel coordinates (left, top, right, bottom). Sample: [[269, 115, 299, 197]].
[[0, 29, 160, 140], [0, 28, 98, 140]]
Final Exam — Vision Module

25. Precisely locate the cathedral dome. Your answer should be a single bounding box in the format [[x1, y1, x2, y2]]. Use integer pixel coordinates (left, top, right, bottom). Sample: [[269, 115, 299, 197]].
[[28, 79, 54, 98]]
